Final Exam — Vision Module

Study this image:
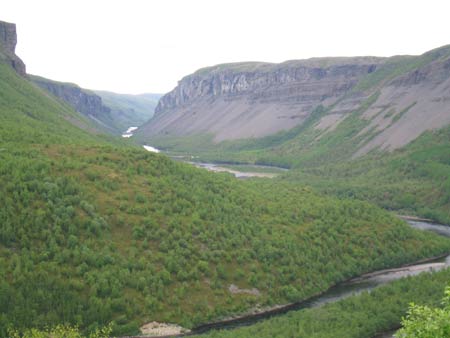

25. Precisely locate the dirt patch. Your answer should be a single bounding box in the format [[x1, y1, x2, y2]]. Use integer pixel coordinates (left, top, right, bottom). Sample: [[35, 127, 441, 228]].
[[229, 284, 261, 296], [140, 322, 190, 336]]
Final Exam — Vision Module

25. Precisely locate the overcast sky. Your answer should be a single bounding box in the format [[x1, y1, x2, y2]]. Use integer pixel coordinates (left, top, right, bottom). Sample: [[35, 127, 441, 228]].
[[3, 0, 450, 94]]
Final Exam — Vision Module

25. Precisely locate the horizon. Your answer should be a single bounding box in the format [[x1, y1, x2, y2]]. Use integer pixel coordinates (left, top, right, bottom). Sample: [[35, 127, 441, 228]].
[[3, 0, 450, 95]]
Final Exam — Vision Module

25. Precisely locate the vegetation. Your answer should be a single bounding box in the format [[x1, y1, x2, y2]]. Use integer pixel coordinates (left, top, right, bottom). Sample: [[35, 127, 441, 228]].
[[2, 53, 450, 337], [7, 324, 111, 338], [283, 125, 450, 224], [196, 268, 450, 338], [395, 284, 450, 338]]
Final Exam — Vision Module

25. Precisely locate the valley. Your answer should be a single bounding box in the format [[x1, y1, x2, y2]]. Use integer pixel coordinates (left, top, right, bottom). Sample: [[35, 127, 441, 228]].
[[1, 16, 450, 338]]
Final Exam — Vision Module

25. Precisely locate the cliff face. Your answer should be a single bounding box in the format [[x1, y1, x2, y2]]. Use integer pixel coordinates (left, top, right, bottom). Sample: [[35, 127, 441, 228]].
[[0, 20, 26, 76], [155, 59, 381, 114], [31, 76, 161, 134], [143, 58, 384, 142], [140, 46, 450, 156], [30, 75, 119, 133], [31, 76, 110, 118]]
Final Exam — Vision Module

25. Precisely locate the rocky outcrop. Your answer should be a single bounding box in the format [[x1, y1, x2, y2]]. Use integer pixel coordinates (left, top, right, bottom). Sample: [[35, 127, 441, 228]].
[[31, 76, 110, 118], [143, 58, 384, 141], [155, 58, 382, 113], [0, 20, 26, 75]]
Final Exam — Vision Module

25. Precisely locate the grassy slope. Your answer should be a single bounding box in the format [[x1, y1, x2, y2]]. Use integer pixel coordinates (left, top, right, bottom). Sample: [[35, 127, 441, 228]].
[[94, 90, 161, 132], [1, 60, 450, 336]]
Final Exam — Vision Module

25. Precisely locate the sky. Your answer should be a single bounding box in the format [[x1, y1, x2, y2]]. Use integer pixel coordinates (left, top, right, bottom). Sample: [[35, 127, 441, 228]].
[[2, 0, 450, 94]]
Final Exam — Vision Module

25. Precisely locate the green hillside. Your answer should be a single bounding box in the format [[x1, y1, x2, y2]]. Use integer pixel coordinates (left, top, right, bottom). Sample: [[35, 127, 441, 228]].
[[2, 51, 450, 336]]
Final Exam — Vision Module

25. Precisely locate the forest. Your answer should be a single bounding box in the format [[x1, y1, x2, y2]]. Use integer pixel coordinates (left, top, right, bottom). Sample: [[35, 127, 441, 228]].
[[1, 54, 450, 337]]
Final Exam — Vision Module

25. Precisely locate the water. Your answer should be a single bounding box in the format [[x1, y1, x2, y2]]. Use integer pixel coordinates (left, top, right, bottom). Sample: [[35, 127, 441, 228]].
[[143, 145, 160, 153], [408, 220, 450, 237], [122, 126, 161, 153], [122, 126, 139, 138], [188, 162, 286, 178]]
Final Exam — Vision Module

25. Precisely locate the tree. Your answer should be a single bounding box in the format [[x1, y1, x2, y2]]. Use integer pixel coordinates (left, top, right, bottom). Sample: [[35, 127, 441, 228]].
[[395, 285, 450, 338]]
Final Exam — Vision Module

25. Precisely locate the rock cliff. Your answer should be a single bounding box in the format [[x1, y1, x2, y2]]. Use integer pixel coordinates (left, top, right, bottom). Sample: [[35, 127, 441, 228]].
[[139, 45, 450, 156], [31, 76, 110, 118], [0, 20, 26, 76], [30, 75, 117, 133], [143, 58, 385, 141]]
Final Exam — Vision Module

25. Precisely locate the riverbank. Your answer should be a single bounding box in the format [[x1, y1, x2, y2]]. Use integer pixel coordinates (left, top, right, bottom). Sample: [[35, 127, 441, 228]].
[[189, 249, 450, 335], [122, 248, 450, 338], [119, 219, 450, 338]]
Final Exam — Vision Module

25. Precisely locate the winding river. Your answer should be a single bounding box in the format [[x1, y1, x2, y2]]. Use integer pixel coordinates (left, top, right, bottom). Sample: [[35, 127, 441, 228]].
[[131, 128, 450, 337], [186, 218, 450, 336]]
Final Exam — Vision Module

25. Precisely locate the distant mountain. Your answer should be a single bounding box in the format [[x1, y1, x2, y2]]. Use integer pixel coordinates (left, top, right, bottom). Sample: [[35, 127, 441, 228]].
[[94, 90, 161, 132], [138, 45, 450, 159]]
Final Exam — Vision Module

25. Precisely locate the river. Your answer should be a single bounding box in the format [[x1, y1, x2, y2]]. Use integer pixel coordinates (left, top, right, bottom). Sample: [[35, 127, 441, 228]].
[[141, 146, 286, 178], [186, 162, 287, 178], [130, 128, 449, 337], [185, 219, 450, 336], [122, 124, 285, 177], [122, 127, 161, 153]]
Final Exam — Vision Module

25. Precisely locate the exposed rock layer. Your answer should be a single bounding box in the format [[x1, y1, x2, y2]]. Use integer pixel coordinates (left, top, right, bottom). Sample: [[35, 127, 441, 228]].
[[140, 46, 450, 155], [31, 76, 110, 118], [146, 58, 384, 141]]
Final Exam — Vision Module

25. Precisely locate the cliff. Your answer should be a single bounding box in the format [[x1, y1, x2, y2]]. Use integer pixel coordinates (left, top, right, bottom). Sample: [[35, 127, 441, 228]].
[[30, 75, 117, 133], [139, 45, 450, 157], [155, 58, 383, 113], [31, 76, 161, 134], [145, 58, 384, 142], [0, 20, 26, 76]]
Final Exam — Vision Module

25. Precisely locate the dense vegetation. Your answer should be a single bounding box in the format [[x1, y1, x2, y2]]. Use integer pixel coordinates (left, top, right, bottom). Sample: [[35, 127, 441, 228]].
[[7, 325, 112, 338], [396, 284, 450, 338], [2, 55, 450, 337], [196, 268, 450, 338]]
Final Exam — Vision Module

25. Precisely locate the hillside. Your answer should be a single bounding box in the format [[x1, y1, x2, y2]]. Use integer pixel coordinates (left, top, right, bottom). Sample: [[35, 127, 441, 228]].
[[2, 20, 450, 337], [94, 90, 161, 132]]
